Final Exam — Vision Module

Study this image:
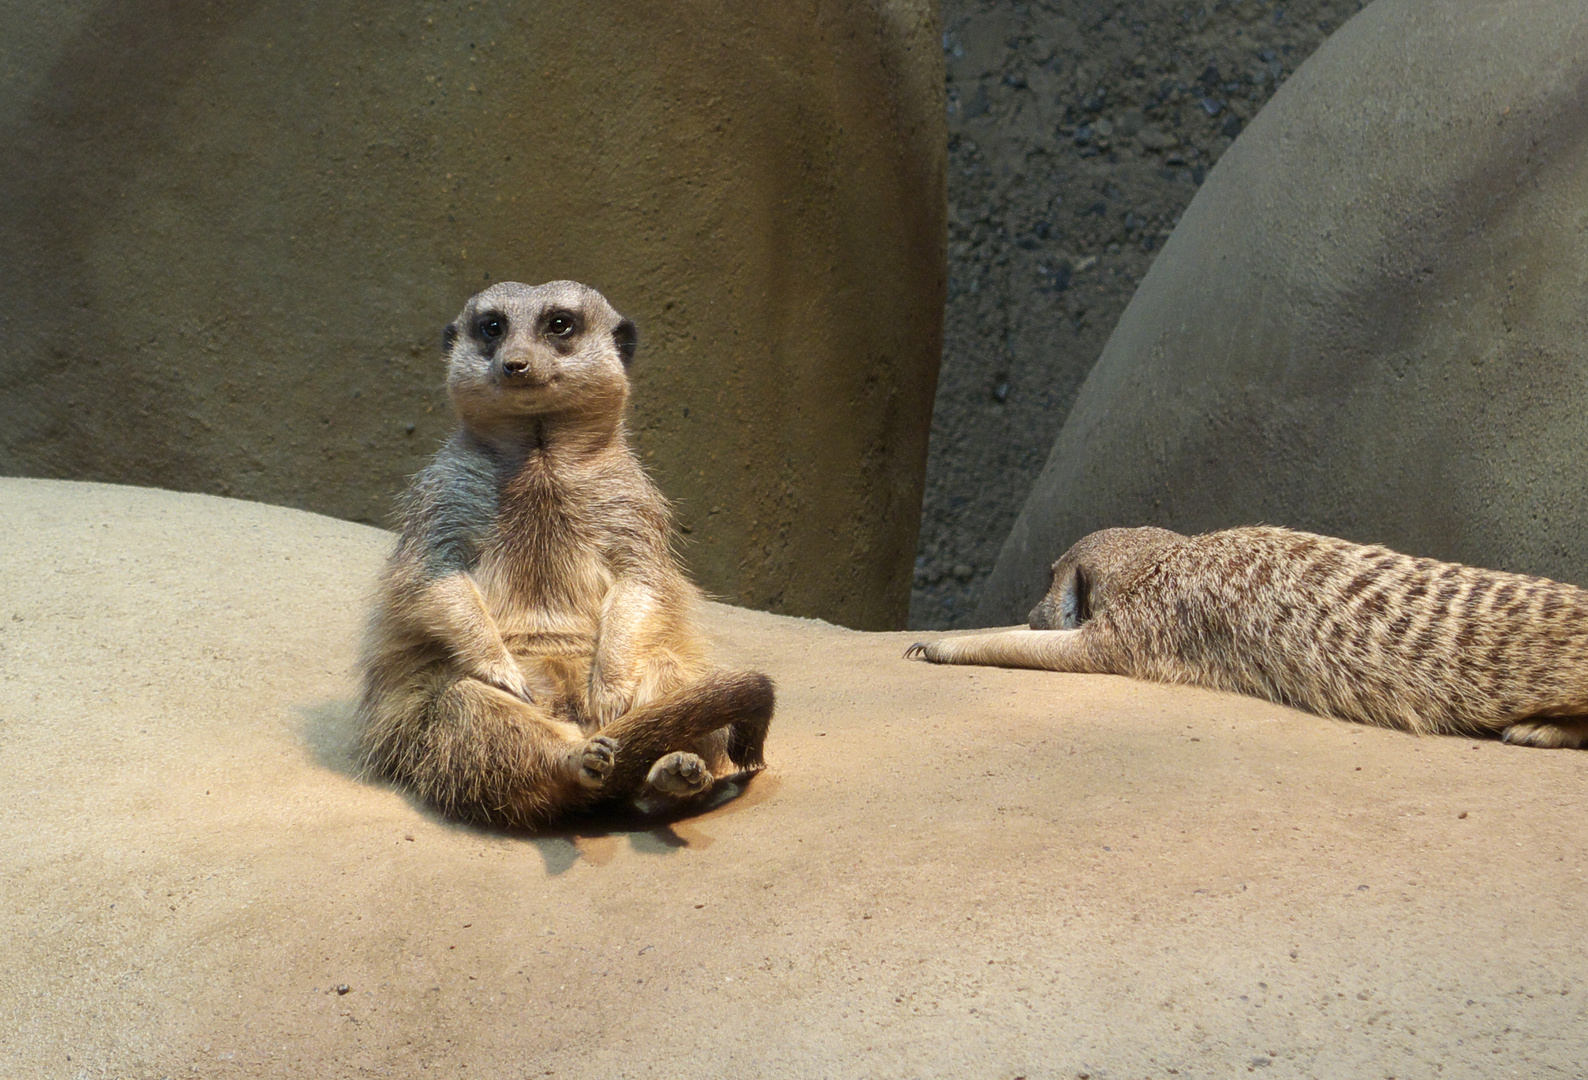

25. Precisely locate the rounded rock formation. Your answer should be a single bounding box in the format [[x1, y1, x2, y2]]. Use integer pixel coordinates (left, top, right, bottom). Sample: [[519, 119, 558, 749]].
[[979, 0, 1588, 624]]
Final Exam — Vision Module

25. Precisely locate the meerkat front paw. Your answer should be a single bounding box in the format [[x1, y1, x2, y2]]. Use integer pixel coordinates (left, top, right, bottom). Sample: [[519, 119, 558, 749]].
[[477, 660, 534, 703], [646, 751, 713, 797], [574, 735, 619, 787], [585, 681, 635, 727], [1501, 720, 1588, 749], [903, 641, 939, 662]]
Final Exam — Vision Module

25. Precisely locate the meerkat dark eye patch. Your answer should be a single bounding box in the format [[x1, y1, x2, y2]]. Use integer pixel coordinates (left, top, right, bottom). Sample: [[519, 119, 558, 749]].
[[544, 310, 579, 338], [472, 312, 508, 343], [613, 319, 637, 365], [1059, 566, 1092, 629]]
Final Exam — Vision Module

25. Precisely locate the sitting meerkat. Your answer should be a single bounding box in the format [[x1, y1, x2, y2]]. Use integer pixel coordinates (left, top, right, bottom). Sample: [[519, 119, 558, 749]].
[[358, 280, 774, 828], [907, 525, 1588, 748]]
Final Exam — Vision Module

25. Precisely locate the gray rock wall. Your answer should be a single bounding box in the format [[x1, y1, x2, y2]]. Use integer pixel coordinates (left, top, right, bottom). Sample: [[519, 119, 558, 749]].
[[0, 0, 943, 631], [978, 0, 1588, 625], [913, 0, 1367, 627]]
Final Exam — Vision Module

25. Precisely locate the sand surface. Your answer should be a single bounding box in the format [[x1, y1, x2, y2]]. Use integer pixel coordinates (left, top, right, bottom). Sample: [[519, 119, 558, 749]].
[[3, 478, 1584, 1078]]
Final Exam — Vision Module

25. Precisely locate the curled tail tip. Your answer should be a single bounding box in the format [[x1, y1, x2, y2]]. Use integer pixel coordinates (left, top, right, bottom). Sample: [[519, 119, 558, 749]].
[[723, 669, 774, 770], [726, 726, 769, 771]]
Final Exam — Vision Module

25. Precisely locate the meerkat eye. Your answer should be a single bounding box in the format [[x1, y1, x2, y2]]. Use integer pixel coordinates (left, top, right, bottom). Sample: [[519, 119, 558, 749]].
[[474, 313, 507, 342], [545, 311, 577, 337]]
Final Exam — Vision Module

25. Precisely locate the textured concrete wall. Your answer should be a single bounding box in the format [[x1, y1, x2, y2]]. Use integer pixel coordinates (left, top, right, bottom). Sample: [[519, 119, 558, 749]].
[[914, 0, 1367, 629], [979, 0, 1588, 625], [0, 1, 944, 630]]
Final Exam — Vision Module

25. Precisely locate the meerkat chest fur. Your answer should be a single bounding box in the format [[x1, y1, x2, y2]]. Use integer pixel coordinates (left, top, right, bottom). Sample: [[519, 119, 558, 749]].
[[474, 441, 670, 634]]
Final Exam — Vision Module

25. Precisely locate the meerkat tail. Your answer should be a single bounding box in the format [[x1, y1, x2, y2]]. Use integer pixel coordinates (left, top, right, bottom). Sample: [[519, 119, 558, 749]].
[[598, 670, 776, 792], [720, 671, 776, 770], [905, 628, 1104, 672]]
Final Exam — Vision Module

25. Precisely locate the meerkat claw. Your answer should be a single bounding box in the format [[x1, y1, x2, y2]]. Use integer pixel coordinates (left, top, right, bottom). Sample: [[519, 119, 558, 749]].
[[904, 642, 932, 660]]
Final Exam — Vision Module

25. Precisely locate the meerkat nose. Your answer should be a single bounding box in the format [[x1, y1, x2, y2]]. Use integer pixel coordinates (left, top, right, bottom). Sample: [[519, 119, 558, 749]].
[[1028, 597, 1055, 629], [502, 355, 530, 375]]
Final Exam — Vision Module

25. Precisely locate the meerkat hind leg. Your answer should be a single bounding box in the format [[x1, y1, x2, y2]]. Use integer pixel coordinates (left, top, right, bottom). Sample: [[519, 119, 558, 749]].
[[366, 675, 607, 828], [1501, 717, 1588, 749], [905, 629, 1099, 672]]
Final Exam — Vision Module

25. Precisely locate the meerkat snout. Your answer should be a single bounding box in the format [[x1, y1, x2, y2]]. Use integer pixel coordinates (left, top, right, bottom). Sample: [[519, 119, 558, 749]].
[[1027, 592, 1056, 630]]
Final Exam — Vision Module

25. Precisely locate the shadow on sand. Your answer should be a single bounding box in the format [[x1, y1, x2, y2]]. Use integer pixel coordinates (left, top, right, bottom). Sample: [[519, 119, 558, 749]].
[[296, 697, 778, 875]]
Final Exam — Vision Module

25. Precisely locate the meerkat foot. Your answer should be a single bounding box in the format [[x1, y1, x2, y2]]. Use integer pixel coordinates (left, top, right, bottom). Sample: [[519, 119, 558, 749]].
[[903, 641, 937, 661], [645, 751, 714, 797], [574, 735, 619, 787], [1501, 719, 1588, 749]]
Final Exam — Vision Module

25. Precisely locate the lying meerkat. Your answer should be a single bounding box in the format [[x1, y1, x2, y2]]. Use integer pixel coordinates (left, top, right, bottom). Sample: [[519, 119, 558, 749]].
[[357, 280, 774, 828], [907, 526, 1588, 748]]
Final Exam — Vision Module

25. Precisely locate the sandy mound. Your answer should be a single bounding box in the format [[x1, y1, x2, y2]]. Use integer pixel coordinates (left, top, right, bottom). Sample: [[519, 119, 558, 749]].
[[3, 478, 1583, 1077]]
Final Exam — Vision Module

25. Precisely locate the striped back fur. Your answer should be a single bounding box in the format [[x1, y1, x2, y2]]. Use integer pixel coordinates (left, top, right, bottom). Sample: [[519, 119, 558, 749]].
[[1044, 527, 1588, 739]]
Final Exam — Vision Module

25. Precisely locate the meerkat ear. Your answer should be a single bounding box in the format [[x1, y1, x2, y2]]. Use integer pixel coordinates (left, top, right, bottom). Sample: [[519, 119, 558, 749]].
[[1058, 565, 1092, 629], [442, 322, 458, 352], [613, 319, 637, 366]]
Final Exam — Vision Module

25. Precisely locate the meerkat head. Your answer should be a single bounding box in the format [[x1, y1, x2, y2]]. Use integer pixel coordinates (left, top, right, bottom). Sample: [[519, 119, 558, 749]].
[[442, 280, 638, 437], [1028, 526, 1186, 629]]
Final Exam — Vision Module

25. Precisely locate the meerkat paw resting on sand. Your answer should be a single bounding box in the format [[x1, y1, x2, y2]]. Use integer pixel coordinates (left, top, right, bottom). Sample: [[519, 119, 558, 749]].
[[357, 281, 775, 829], [907, 526, 1588, 747]]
